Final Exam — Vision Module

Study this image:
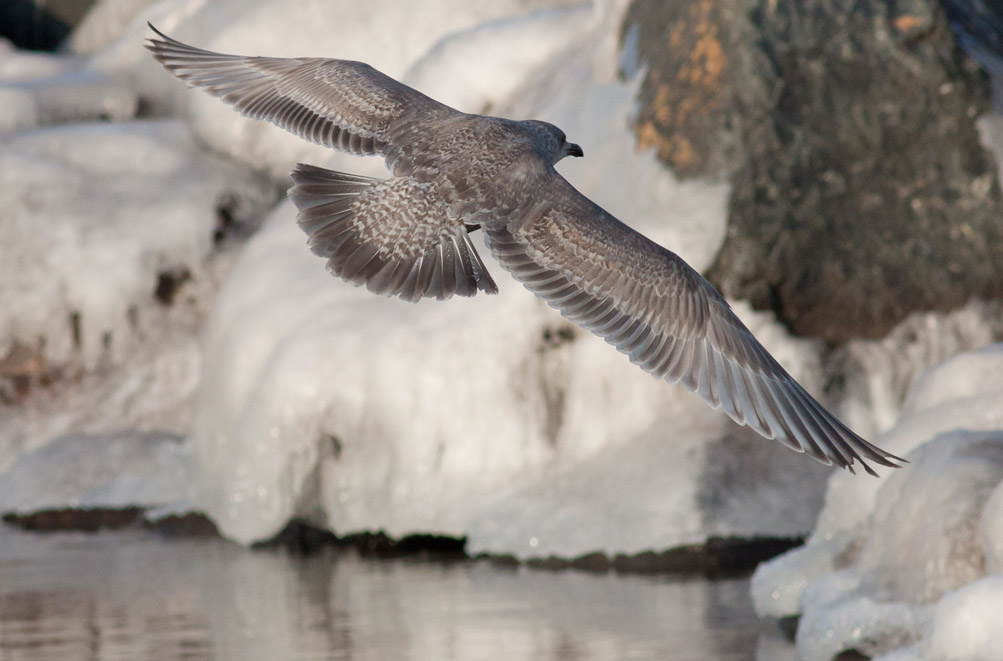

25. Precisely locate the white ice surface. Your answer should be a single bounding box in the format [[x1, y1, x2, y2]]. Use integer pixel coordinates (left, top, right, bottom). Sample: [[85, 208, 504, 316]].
[[923, 576, 1003, 661], [0, 87, 37, 133], [0, 48, 138, 129], [0, 47, 76, 81], [2, 70, 138, 125], [0, 256, 230, 472], [0, 114, 273, 473], [752, 344, 1003, 660], [837, 300, 1003, 439], [0, 431, 191, 514], [402, 6, 594, 115], [0, 120, 271, 371]]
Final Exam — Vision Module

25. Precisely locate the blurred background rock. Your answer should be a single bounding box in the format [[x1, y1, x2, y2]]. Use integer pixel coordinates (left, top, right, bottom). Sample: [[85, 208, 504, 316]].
[[0, 0, 93, 50], [624, 0, 1003, 344]]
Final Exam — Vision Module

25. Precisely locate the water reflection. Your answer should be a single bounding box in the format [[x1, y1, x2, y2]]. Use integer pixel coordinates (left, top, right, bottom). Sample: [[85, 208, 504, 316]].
[[0, 527, 763, 660]]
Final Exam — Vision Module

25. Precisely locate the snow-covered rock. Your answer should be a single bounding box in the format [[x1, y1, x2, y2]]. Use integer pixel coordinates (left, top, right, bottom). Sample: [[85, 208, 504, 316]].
[[0, 47, 137, 129], [752, 345, 1003, 660], [0, 120, 272, 371], [922, 576, 1003, 661]]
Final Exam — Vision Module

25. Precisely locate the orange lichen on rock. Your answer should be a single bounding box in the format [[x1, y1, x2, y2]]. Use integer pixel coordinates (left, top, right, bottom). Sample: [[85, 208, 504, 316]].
[[675, 0, 725, 93], [631, 0, 728, 176], [892, 14, 925, 33]]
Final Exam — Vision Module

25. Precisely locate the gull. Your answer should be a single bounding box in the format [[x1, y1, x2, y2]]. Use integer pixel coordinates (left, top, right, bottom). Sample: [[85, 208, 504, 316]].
[[146, 24, 904, 475]]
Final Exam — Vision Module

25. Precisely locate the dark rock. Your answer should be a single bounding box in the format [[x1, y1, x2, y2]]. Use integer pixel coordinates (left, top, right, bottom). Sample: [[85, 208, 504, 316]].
[[517, 536, 802, 576], [146, 512, 220, 537], [941, 0, 1003, 57], [0, 0, 95, 50], [622, 0, 738, 177], [569, 551, 611, 572], [1, 508, 222, 536], [483, 553, 521, 568], [777, 615, 800, 641], [154, 268, 192, 305], [526, 555, 572, 571], [3, 507, 143, 531], [610, 536, 803, 576], [256, 522, 468, 558], [623, 0, 1003, 343], [344, 530, 467, 559], [255, 518, 339, 554], [0, 0, 70, 51]]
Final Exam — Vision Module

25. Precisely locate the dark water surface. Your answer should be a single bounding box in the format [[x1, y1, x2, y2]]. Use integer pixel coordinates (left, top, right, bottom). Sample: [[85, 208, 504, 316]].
[[0, 526, 768, 660]]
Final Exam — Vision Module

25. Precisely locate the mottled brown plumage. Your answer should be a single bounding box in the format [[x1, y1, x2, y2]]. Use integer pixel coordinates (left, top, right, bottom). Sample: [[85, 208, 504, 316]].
[[146, 24, 904, 475]]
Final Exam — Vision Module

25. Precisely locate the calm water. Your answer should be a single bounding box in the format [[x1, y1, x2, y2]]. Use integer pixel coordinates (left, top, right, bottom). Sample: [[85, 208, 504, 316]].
[[0, 526, 778, 660]]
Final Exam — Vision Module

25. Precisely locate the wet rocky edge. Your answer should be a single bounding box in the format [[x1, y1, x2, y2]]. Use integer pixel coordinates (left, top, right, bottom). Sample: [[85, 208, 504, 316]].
[[0, 422, 818, 579], [0, 511, 802, 577], [262, 520, 802, 577], [2, 508, 218, 536]]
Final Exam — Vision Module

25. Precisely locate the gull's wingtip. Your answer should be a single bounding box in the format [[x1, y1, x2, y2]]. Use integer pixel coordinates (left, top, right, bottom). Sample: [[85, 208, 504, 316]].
[[144, 22, 169, 51], [855, 450, 909, 478], [145, 22, 179, 46]]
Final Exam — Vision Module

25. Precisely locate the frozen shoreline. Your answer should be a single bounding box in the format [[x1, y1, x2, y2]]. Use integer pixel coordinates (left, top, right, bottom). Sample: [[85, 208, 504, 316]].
[[3, 2, 1003, 659]]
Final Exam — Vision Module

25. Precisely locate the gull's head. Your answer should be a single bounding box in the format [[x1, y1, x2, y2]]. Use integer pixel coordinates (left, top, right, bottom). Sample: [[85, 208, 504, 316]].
[[523, 120, 583, 165]]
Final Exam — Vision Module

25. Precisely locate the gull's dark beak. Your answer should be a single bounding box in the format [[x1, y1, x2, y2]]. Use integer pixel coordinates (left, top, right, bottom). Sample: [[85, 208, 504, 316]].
[[566, 142, 584, 158]]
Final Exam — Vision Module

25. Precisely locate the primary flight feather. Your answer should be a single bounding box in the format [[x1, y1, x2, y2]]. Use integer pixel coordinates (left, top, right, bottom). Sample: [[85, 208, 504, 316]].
[[146, 24, 904, 476]]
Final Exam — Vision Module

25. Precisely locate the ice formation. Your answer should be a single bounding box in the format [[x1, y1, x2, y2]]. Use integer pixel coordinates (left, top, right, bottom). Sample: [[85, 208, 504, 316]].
[[0, 431, 191, 515], [0, 120, 271, 370], [0, 27, 274, 467], [752, 345, 1003, 660], [0, 47, 137, 130]]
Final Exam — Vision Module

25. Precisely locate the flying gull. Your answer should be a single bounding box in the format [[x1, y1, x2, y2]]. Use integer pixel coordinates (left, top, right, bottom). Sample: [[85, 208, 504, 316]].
[[146, 25, 904, 476]]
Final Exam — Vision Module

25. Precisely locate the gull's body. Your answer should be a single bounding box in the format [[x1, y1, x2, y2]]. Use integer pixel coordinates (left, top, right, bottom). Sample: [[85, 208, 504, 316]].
[[146, 25, 903, 475]]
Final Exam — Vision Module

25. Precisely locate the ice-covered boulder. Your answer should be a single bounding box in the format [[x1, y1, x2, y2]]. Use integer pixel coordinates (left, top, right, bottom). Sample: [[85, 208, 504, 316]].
[[0, 47, 137, 129], [751, 344, 1003, 660], [0, 120, 272, 371]]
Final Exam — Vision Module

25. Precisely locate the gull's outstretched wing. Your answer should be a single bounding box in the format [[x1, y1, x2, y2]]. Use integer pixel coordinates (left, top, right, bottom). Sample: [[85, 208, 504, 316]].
[[289, 164, 497, 301], [144, 24, 456, 159], [485, 175, 903, 475]]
